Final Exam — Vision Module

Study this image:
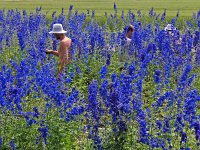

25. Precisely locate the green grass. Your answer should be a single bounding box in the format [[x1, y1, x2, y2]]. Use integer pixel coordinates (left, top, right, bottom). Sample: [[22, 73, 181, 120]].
[[0, 0, 199, 17]]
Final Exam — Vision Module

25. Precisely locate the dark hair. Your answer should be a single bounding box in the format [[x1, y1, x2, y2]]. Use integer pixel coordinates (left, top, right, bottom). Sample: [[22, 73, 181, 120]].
[[127, 25, 134, 33]]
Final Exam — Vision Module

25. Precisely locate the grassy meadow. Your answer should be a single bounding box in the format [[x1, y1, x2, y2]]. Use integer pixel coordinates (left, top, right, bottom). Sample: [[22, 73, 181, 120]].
[[0, 0, 200, 17]]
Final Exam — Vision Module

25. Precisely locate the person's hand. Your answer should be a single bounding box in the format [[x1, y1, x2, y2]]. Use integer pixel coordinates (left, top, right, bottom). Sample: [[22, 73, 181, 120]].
[[45, 49, 52, 54]]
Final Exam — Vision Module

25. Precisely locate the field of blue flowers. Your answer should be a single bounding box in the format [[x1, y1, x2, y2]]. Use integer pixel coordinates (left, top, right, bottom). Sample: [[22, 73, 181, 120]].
[[0, 4, 200, 150]]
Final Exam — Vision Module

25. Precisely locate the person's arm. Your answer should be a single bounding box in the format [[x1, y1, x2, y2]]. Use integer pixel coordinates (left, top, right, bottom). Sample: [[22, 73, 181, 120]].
[[46, 49, 59, 57]]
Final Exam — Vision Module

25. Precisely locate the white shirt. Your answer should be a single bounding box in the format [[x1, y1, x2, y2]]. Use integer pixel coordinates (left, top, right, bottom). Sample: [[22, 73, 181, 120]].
[[126, 37, 131, 45]]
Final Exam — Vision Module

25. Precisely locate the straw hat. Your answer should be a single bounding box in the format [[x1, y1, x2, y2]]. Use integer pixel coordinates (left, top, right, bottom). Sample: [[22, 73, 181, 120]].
[[49, 24, 67, 34], [164, 24, 176, 31]]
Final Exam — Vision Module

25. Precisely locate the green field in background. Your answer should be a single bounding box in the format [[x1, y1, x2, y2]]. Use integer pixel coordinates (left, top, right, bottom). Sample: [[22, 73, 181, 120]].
[[0, 0, 200, 17]]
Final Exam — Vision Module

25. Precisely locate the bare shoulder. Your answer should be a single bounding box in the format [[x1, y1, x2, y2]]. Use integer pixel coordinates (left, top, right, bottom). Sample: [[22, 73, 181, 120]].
[[66, 37, 72, 44], [61, 37, 71, 46]]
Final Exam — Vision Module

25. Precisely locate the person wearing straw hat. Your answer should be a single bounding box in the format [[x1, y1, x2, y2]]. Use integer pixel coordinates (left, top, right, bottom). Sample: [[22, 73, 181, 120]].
[[46, 23, 72, 79], [164, 23, 182, 46]]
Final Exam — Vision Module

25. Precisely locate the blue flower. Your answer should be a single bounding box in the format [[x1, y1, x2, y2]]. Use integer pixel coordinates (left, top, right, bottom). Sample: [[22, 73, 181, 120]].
[[154, 92, 167, 108], [38, 124, 48, 144], [193, 31, 199, 49], [180, 132, 187, 144], [184, 98, 196, 123], [117, 120, 127, 132], [106, 53, 111, 66], [33, 107, 39, 118], [111, 73, 117, 83], [100, 79, 108, 100], [0, 136, 2, 147], [121, 10, 124, 19], [69, 5, 73, 12], [70, 106, 84, 116], [161, 9, 166, 21], [9, 139, 16, 150], [138, 119, 149, 143], [154, 70, 161, 84], [87, 80, 103, 147], [156, 120, 162, 129], [23, 112, 36, 126], [76, 66, 81, 76], [163, 118, 171, 133], [66, 77, 72, 84], [92, 10, 95, 18], [100, 65, 107, 79], [187, 74, 197, 87], [191, 121, 200, 141], [175, 114, 185, 132], [129, 62, 136, 77], [149, 7, 155, 17], [150, 137, 165, 149], [114, 2, 117, 11], [179, 64, 192, 86], [167, 138, 172, 149]]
